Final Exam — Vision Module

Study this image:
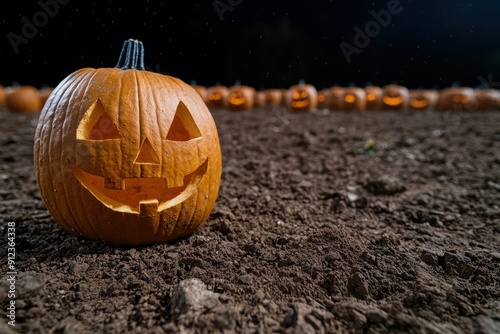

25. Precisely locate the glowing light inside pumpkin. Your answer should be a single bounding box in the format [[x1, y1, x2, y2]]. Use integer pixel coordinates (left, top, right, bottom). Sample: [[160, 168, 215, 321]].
[[229, 91, 246, 106], [383, 96, 403, 106], [366, 92, 376, 101], [209, 92, 221, 101], [410, 98, 429, 109], [73, 99, 208, 214], [344, 94, 356, 104]]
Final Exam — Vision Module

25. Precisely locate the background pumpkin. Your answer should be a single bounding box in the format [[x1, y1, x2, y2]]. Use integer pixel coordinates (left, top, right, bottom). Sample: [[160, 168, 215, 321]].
[[327, 86, 344, 110], [227, 84, 256, 111], [34, 39, 222, 246], [0, 85, 5, 105], [286, 82, 318, 111], [254, 91, 266, 108], [39, 87, 54, 108], [381, 84, 410, 110], [5, 85, 42, 112], [206, 85, 229, 109], [436, 87, 478, 111], [192, 84, 209, 104], [409, 89, 439, 110], [317, 89, 329, 109], [264, 89, 283, 107], [474, 89, 499, 110], [339, 87, 366, 111], [364, 86, 383, 110]]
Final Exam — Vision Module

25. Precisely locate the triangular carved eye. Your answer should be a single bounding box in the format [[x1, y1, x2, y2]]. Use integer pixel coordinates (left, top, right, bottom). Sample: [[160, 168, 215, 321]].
[[77, 99, 122, 140], [166, 101, 202, 141]]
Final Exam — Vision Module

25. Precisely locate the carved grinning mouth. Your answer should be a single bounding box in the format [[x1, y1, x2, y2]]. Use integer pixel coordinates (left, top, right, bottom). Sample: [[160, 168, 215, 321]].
[[72, 159, 208, 214], [291, 100, 309, 108], [411, 99, 429, 109], [383, 96, 403, 106]]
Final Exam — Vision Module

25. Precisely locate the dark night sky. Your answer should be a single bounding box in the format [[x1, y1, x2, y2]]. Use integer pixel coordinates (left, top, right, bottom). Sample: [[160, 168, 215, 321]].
[[2, 0, 500, 90]]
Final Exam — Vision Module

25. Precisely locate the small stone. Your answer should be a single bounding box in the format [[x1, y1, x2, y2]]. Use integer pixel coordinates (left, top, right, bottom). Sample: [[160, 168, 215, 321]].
[[69, 262, 89, 275], [170, 278, 220, 316], [366, 308, 388, 324], [420, 250, 440, 266], [348, 273, 369, 299], [347, 193, 359, 202]]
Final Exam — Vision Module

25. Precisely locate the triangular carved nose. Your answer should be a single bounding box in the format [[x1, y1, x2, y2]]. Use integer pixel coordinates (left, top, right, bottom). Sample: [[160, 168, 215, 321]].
[[134, 138, 160, 165]]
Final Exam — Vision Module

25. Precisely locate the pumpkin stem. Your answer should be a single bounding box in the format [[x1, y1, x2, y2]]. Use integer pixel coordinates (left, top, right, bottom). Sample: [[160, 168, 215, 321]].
[[115, 39, 145, 70]]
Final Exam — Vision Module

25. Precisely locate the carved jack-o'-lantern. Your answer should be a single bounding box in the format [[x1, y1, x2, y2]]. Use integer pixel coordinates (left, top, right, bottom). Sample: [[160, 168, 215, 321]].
[[5, 85, 42, 112], [207, 85, 229, 109], [409, 90, 439, 110], [474, 89, 499, 110], [364, 86, 383, 110], [34, 39, 222, 246], [264, 89, 283, 107], [254, 91, 266, 108], [437, 87, 478, 111], [327, 86, 345, 110], [317, 90, 329, 109], [339, 87, 366, 111], [227, 85, 255, 111], [0, 85, 5, 106], [382, 84, 409, 110], [287, 82, 318, 111]]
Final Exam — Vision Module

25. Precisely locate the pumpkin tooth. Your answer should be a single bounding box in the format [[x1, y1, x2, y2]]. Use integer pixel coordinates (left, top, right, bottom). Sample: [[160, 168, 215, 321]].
[[104, 177, 124, 190], [140, 199, 159, 215]]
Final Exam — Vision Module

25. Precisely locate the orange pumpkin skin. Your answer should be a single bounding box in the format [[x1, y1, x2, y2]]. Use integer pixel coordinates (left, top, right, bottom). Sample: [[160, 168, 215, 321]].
[[34, 40, 222, 246], [227, 85, 255, 111], [287, 83, 318, 111], [0, 85, 5, 105], [327, 86, 345, 110], [436, 87, 478, 111], [254, 91, 266, 108], [474, 89, 499, 110], [382, 85, 410, 110], [192, 85, 209, 103], [364, 86, 383, 110], [317, 90, 329, 109], [409, 90, 439, 110], [339, 87, 366, 111], [264, 89, 283, 107], [5, 86, 42, 112], [280, 89, 288, 105], [206, 86, 229, 109]]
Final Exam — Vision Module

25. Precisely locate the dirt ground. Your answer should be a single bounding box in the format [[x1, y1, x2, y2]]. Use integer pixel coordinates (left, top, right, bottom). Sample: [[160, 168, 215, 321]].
[[1, 105, 499, 334]]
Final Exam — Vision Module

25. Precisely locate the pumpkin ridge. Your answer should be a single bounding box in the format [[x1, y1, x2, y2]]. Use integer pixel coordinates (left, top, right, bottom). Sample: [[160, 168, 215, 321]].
[[64, 69, 105, 239], [68, 68, 114, 239], [46, 70, 94, 235], [36, 70, 84, 233], [166, 76, 201, 238], [158, 77, 180, 238]]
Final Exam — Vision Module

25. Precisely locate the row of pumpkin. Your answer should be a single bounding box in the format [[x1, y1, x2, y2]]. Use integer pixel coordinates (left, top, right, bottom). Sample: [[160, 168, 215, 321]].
[[197, 83, 500, 112], [2, 82, 499, 113]]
